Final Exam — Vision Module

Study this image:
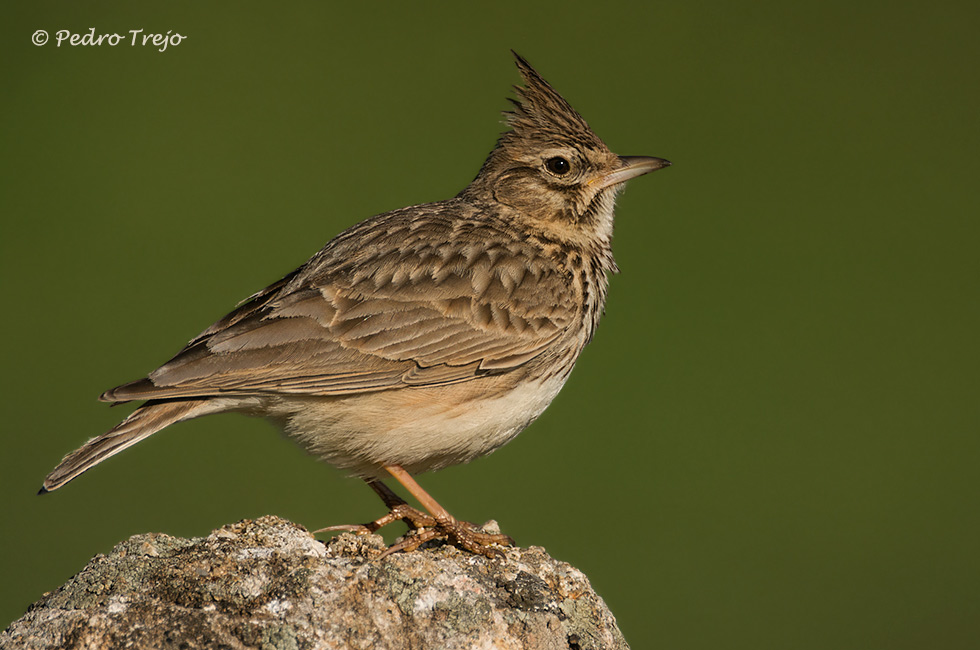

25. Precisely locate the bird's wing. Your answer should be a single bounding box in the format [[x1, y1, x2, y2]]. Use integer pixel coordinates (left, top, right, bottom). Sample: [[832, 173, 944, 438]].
[[103, 214, 577, 402]]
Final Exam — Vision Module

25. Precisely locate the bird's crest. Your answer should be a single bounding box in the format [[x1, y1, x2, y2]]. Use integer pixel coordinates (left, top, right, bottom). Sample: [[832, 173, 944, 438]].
[[503, 52, 606, 152]]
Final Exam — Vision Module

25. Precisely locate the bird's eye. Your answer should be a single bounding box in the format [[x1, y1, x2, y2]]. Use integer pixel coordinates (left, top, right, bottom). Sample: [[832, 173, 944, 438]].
[[545, 156, 571, 176]]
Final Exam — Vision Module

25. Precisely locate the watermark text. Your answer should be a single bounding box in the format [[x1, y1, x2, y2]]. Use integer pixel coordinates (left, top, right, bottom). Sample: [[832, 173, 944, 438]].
[[32, 28, 187, 53]]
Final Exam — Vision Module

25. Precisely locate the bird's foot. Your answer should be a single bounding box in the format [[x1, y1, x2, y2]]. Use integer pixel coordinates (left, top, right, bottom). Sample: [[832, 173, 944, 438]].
[[382, 515, 514, 559], [316, 472, 512, 558], [315, 503, 436, 536], [316, 506, 513, 559]]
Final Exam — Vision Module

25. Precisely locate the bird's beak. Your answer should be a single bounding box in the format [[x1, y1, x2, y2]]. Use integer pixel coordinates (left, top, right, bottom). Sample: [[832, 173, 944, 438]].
[[592, 156, 671, 191]]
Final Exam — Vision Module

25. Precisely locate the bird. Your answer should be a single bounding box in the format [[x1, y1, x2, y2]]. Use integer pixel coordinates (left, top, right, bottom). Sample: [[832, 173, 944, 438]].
[[40, 52, 670, 557]]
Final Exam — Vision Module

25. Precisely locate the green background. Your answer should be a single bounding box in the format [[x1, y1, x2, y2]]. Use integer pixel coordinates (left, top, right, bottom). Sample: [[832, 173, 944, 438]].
[[2, 2, 978, 648]]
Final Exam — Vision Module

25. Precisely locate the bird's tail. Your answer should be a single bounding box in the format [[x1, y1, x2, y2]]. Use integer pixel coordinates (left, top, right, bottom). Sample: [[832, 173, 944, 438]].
[[40, 399, 214, 493]]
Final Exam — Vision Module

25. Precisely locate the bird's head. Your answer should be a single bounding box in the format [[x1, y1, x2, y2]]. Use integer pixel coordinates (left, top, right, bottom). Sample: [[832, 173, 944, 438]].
[[462, 52, 669, 246]]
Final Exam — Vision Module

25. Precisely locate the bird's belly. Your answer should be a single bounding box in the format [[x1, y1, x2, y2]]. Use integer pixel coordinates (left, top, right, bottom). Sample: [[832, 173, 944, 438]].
[[266, 373, 569, 478]]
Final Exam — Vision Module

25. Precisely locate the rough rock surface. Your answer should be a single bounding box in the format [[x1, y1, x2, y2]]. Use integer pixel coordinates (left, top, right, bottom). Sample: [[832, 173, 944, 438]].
[[1, 516, 628, 649]]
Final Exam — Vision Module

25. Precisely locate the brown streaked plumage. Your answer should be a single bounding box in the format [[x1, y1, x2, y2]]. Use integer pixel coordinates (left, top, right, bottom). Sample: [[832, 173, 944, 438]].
[[41, 53, 670, 556]]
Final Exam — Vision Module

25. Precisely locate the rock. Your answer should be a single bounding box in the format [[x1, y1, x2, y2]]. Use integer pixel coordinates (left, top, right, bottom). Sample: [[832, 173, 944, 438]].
[[1, 516, 629, 649]]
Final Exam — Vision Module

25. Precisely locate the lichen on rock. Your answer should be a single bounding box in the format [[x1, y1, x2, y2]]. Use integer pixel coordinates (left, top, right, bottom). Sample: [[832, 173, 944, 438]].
[[1, 516, 629, 649]]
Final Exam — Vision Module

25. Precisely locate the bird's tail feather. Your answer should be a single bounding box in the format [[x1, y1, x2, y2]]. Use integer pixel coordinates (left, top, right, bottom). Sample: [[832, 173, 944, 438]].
[[41, 399, 213, 492]]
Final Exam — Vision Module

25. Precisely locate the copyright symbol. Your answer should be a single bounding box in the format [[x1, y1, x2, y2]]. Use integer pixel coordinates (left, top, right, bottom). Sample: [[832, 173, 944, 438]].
[[32, 30, 49, 46]]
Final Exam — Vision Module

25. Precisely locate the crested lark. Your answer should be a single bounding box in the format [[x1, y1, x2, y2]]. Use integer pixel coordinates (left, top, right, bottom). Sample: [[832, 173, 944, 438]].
[[41, 53, 670, 556]]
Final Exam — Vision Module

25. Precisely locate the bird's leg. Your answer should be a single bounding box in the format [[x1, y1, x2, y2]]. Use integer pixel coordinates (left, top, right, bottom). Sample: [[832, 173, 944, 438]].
[[366, 478, 407, 510], [314, 478, 437, 535], [379, 464, 514, 558], [314, 465, 514, 558]]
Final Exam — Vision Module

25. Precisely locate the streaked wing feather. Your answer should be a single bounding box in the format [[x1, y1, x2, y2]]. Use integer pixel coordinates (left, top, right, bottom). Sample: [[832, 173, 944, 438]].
[[104, 206, 577, 402], [401, 360, 486, 386]]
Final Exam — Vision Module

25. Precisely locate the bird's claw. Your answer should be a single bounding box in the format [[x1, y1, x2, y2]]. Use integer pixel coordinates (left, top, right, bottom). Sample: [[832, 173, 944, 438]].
[[317, 504, 513, 559], [380, 516, 513, 559]]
